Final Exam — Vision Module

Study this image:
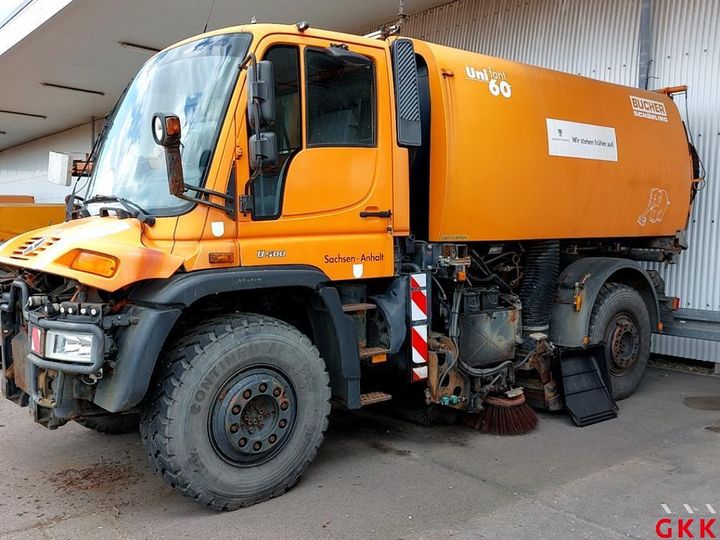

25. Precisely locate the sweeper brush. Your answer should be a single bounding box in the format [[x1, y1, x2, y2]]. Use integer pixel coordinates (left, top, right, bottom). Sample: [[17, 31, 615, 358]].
[[466, 393, 538, 435]]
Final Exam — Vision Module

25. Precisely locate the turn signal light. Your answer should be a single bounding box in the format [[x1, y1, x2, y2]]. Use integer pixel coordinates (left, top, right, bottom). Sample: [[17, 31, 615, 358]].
[[209, 252, 234, 264], [165, 115, 181, 137], [670, 296, 681, 311], [70, 251, 118, 277]]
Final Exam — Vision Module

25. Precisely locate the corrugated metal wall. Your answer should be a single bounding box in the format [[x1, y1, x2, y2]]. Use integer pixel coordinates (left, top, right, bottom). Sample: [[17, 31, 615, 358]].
[[398, 0, 641, 85], [645, 0, 720, 360], [368, 0, 719, 361]]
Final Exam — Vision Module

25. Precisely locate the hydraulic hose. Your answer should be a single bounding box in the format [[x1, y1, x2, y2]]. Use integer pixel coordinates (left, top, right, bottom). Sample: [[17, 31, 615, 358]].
[[518, 240, 560, 333]]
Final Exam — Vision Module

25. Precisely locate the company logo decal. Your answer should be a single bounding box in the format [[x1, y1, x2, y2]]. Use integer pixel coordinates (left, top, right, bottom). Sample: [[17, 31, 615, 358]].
[[655, 503, 717, 538], [21, 237, 46, 255], [630, 95, 668, 122], [546, 118, 618, 162], [465, 65, 512, 98], [256, 249, 286, 259], [638, 187, 670, 227]]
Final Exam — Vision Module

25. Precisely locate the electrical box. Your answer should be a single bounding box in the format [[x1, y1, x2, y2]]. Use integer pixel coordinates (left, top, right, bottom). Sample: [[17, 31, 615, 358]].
[[47, 151, 73, 186]]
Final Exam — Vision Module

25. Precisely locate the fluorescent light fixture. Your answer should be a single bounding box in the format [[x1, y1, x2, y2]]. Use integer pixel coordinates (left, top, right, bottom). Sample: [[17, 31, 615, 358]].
[[119, 41, 161, 54], [0, 0, 31, 29], [0, 109, 46, 119], [42, 82, 105, 96]]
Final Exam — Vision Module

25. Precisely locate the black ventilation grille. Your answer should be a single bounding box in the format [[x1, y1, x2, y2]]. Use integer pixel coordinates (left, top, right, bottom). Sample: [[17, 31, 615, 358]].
[[391, 39, 422, 147]]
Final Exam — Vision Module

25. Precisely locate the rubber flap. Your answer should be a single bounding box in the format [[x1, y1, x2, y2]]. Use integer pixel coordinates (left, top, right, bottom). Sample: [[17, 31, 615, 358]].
[[558, 345, 618, 427]]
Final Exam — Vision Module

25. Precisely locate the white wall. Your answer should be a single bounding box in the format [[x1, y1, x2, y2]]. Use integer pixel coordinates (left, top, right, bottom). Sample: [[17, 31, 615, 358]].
[[0, 120, 100, 203]]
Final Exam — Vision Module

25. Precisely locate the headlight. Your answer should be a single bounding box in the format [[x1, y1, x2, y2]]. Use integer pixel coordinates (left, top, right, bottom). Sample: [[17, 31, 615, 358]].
[[44, 330, 95, 363]]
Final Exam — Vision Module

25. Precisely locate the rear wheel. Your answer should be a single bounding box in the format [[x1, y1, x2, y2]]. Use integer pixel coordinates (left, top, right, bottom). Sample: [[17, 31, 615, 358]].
[[140, 314, 330, 511], [589, 283, 651, 400]]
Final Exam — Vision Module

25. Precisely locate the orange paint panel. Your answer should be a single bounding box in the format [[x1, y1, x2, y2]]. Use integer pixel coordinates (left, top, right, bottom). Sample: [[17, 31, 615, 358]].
[[240, 234, 393, 280], [0, 217, 183, 292], [282, 147, 378, 216], [412, 40, 694, 242]]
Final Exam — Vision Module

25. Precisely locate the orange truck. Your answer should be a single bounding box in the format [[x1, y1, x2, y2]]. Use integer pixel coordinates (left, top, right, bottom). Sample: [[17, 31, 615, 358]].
[[0, 24, 700, 509]]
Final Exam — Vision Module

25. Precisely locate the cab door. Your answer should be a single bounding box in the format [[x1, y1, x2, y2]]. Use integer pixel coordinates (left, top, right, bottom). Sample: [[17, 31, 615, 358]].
[[237, 35, 395, 280]]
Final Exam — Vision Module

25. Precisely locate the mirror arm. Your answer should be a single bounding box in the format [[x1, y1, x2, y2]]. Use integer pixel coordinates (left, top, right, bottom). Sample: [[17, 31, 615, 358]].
[[175, 185, 236, 217]]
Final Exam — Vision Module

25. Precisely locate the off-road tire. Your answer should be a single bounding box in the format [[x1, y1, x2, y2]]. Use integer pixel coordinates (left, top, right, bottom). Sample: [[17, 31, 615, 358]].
[[589, 282, 651, 400], [140, 314, 331, 511], [76, 413, 140, 434]]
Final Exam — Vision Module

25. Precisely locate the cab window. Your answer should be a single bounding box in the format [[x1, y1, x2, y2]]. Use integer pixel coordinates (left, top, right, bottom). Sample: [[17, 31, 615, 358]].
[[252, 45, 301, 219], [305, 48, 375, 147]]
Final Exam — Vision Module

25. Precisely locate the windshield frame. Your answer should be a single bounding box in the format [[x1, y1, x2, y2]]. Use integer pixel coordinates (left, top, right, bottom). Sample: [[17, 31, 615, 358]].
[[84, 31, 253, 218]]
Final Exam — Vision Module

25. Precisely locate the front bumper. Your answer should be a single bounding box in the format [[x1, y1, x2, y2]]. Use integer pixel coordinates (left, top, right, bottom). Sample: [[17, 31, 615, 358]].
[[0, 276, 181, 427]]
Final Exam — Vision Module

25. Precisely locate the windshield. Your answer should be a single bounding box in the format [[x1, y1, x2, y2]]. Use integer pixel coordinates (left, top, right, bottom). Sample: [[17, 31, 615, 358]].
[[86, 33, 251, 215]]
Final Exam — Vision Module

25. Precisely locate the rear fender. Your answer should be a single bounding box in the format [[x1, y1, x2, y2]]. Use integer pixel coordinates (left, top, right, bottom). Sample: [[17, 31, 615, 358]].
[[550, 257, 660, 348]]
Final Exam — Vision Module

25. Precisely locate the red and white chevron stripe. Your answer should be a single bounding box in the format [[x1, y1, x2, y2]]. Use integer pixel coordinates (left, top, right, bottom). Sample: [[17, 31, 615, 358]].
[[410, 273, 428, 382]]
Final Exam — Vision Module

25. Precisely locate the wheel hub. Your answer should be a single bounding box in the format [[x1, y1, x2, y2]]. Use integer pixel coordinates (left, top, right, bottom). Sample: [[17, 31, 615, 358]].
[[609, 315, 640, 372], [210, 368, 296, 465]]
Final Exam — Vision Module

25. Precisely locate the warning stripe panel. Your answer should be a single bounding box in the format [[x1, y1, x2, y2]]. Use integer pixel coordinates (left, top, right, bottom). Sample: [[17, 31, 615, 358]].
[[410, 273, 427, 290], [412, 365, 428, 381], [410, 289, 427, 321], [411, 325, 428, 364]]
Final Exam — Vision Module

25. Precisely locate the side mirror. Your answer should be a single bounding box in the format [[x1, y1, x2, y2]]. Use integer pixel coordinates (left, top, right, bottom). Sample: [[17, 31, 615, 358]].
[[247, 60, 276, 128], [152, 112, 185, 196], [249, 132, 278, 170]]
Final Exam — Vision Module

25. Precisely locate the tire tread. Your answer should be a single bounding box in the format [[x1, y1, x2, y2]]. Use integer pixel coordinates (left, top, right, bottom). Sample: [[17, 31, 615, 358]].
[[139, 313, 330, 511]]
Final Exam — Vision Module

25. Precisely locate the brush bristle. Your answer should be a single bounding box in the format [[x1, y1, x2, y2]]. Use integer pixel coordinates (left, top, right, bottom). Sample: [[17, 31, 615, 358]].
[[466, 394, 538, 435]]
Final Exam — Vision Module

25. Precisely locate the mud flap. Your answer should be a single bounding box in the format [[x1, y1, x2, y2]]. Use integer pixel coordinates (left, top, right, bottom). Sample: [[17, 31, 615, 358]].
[[556, 344, 618, 427]]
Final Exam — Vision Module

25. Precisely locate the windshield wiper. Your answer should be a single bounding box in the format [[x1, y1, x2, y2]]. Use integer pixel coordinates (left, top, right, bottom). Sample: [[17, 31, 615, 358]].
[[83, 195, 156, 226]]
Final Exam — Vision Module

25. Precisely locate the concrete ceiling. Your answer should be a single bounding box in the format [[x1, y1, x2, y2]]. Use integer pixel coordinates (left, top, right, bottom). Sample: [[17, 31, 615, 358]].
[[0, 0, 444, 151]]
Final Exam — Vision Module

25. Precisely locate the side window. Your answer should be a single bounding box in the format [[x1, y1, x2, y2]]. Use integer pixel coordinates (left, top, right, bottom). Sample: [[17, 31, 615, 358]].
[[306, 48, 375, 147], [252, 45, 301, 219]]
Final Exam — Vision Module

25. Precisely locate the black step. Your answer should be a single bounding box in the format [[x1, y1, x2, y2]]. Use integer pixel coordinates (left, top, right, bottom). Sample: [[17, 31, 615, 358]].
[[360, 392, 393, 406], [359, 346, 390, 359], [342, 302, 377, 313]]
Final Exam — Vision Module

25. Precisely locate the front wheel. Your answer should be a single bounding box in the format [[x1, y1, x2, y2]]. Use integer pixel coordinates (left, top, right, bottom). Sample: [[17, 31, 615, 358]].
[[76, 413, 140, 434], [589, 283, 651, 400], [140, 314, 331, 511]]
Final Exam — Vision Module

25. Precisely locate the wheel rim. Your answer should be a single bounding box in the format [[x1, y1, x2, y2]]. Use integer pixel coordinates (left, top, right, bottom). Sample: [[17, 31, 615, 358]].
[[210, 367, 297, 466], [607, 313, 640, 374]]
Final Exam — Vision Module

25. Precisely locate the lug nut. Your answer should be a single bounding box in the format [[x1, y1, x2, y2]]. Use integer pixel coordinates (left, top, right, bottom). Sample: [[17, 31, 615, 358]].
[[268, 434, 277, 444], [253, 441, 262, 451], [243, 389, 252, 399], [273, 387, 281, 397], [259, 382, 267, 392], [230, 423, 239, 433], [280, 401, 288, 411], [231, 405, 240, 415], [279, 419, 287, 428], [238, 437, 247, 447]]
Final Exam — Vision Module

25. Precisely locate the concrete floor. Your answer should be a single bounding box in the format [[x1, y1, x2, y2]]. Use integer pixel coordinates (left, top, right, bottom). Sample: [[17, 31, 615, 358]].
[[0, 366, 718, 540]]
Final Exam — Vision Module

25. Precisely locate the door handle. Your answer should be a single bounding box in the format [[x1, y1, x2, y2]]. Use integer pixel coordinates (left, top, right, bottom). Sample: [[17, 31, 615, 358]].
[[359, 209, 392, 218]]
